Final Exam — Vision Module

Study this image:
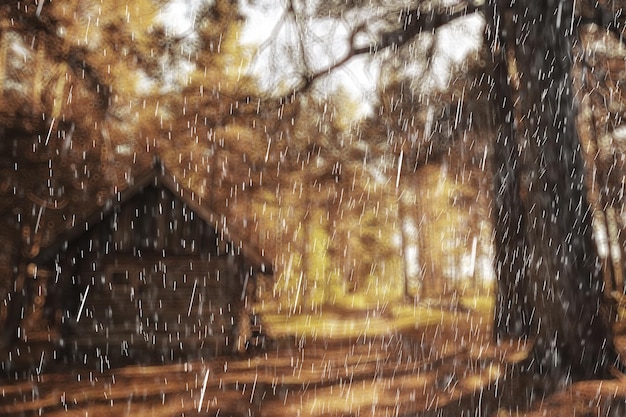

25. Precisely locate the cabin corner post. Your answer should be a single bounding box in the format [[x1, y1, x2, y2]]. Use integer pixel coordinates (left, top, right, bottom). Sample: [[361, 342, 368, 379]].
[[234, 262, 267, 354], [20, 225, 56, 341], [1, 225, 38, 350], [231, 257, 248, 354]]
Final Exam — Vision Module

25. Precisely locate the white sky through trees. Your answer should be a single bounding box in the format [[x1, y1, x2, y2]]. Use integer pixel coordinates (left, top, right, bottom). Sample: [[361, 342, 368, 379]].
[[160, 0, 483, 118]]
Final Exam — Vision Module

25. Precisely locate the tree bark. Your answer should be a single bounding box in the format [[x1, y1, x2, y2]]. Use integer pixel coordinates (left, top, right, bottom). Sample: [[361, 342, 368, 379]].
[[509, 0, 620, 386], [486, 1, 531, 340]]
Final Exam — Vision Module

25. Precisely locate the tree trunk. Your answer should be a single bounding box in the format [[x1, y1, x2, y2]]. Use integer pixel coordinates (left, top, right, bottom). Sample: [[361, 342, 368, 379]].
[[486, 1, 531, 339], [507, 0, 620, 386]]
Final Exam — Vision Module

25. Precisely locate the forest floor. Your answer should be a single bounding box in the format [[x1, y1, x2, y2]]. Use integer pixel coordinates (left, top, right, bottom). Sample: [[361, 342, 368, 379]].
[[2, 292, 626, 416]]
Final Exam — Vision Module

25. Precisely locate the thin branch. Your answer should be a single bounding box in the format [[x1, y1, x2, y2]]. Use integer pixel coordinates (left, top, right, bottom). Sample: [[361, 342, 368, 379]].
[[250, 3, 293, 65], [177, 1, 487, 113], [261, 2, 485, 102], [370, 2, 486, 51], [577, 1, 626, 47]]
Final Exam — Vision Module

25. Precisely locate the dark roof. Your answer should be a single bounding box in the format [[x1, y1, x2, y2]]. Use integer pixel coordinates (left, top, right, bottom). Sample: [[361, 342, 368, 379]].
[[33, 160, 272, 274]]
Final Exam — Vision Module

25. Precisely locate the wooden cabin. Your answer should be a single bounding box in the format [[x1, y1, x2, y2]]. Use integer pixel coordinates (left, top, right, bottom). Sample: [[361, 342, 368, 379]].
[[27, 166, 272, 366]]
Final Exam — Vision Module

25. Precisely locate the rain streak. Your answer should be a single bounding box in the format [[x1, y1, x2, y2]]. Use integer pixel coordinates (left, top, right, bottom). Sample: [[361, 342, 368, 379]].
[[2, 1, 626, 416]]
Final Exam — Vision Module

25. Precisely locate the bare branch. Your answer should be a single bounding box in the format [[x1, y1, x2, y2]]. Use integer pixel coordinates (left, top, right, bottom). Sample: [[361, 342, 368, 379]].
[[380, 3, 485, 51], [261, 2, 485, 101], [578, 1, 626, 46]]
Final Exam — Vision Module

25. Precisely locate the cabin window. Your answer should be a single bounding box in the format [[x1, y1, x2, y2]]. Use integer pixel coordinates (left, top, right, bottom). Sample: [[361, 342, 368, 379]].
[[105, 265, 141, 288]]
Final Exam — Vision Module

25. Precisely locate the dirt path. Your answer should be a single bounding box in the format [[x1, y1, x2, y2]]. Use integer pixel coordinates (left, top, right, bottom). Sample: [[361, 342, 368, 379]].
[[2, 307, 626, 416]]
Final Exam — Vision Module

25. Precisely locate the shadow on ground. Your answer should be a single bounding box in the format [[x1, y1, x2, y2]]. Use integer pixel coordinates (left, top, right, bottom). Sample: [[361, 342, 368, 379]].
[[2, 298, 626, 416]]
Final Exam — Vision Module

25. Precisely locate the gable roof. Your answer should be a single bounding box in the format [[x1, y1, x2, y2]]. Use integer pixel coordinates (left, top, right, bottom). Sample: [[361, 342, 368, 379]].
[[33, 160, 272, 274]]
